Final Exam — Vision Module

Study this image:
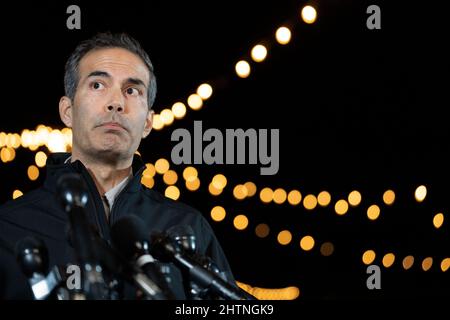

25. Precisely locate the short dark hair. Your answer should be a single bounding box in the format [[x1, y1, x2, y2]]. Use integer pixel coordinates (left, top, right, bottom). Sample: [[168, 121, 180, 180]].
[[64, 32, 157, 109]]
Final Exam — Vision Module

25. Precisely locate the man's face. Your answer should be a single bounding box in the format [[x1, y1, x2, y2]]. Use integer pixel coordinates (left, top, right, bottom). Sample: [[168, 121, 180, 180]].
[[60, 47, 153, 163]]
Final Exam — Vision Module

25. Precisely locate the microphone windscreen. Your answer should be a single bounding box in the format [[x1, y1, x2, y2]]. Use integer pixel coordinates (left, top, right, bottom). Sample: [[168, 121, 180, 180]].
[[15, 236, 49, 277], [110, 215, 150, 260], [166, 225, 196, 254], [56, 173, 89, 209]]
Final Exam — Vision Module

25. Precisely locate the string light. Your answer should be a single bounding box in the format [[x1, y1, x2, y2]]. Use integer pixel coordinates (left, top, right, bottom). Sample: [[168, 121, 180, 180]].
[[12, 190, 23, 199], [320, 242, 334, 256], [334, 199, 349, 215], [275, 26, 291, 45], [383, 190, 395, 205], [35, 151, 47, 168], [212, 174, 227, 189], [273, 188, 287, 204], [277, 230, 292, 245], [236, 281, 300, 300], [367, 204, 381, 220], [441, 258, 450, 272], [287, 190, 302, 205], [235, 60, 251, 78], [402, 255, 414, 270], [301, 5, 318, 24], [244, 182, 257, 197], [143, 163, 156, 178], [172, 102, 187, 119], [152, 114, 164, 130], [303, 194, 317, 210], [415, 185, 427, 202], [259, 187, 273, 203], [163, 170, 178, 185], [27, 165, 39, 181], [382, 253, 396, 268], [160, 109, 175, 126], [233, 184, 248, 200], [197, 83, 213, 100], [433, 213, 444, 229], [362, 250, 376, 265], [141, 176, 155, 188], [233, 214, 249, 230], [348, 190, 362, 206], [255, 223, 270, 238], [211, 206, 226, 222], [182, 166, 198, 182], [251, 44, 268, 62], [164, 185, 180, 200], [317, 191, 331, 207], [187, 93, 203, 110], [155, 158, 170, 174], [300, 235, 315, 251], [421, 257, 433, 271], [185, 177, 200, 191], [208, 183, 222, 196]]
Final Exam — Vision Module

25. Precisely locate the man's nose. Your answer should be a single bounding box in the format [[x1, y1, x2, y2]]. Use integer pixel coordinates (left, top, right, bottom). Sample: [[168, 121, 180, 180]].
[[106, 88, 125, 113]]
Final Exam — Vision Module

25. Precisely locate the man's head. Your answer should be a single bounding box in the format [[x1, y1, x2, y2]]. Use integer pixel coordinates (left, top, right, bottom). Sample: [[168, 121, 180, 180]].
[[64, 32, 157, 109], [59, 32, 156, 165]]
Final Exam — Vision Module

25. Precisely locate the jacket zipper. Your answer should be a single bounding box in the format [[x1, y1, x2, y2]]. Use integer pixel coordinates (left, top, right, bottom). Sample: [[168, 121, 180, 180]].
[[77, 166, 110, 240], [109, 167, 145, 227]]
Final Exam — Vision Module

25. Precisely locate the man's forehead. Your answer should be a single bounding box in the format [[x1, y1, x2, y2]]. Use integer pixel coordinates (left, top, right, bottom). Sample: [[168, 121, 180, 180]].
[[79, 47, 149, 82]]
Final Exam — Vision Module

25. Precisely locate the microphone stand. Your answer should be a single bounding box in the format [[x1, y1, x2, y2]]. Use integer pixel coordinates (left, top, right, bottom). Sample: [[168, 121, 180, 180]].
[[57, 173, 108, 300]]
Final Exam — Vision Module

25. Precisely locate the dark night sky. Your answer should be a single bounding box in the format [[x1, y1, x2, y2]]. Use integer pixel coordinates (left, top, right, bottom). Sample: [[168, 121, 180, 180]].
[[0, 1, 448, 300]]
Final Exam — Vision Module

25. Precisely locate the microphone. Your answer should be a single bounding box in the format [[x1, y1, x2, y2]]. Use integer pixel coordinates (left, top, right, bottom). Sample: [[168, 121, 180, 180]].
[[110, 215, 175, 300], [15, 236, 66, 300], [167, 225, 223, 276], [56, 173, 107, 299], [167, 225, 227, 299], [151, 229, 254, 300], [167, 224, 196, 254]]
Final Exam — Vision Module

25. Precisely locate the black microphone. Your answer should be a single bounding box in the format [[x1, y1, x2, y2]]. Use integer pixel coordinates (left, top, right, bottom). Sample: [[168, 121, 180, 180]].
[[167, 225, 223, 276], [167, 225, 226, 299], [151, 229, 254, 300], [15, 236, 67, 300], [56, 173, 107, 299], [167, 224, 197, 254], [110, 215, 175, 300]]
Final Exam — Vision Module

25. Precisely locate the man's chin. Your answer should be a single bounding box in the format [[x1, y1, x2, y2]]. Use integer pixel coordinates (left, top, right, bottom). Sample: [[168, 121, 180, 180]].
[[94, 147, 132, 162]]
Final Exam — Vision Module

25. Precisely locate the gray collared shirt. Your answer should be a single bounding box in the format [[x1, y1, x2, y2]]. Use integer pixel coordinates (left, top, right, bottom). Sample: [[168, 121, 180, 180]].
[[102, 174, 132, 216]]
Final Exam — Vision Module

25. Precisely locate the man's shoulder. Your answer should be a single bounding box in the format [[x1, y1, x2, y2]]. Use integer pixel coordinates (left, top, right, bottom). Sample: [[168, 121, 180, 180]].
[[0, 187, 49, 217], [140, 186, 202, 216], [137, 186, 211, 231]]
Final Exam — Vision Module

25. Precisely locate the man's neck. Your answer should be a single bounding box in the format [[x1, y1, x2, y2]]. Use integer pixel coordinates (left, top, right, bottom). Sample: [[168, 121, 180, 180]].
[[70, 153, 133, 195]]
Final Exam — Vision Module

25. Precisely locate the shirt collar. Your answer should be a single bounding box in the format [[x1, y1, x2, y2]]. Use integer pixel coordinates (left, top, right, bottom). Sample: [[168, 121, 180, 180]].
[[104, 173, 133, 209]]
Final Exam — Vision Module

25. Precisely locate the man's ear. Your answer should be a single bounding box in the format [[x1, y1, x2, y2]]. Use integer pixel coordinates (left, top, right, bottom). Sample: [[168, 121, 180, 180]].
[[59, 96, 73, 127], [142, 110, 154, 138]]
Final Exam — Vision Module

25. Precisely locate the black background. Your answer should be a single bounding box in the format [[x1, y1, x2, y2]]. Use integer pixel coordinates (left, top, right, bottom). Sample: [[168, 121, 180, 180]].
[[0, 0, 448, 300]]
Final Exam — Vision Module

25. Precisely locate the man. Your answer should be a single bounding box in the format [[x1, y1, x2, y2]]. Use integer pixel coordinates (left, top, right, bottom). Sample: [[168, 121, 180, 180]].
[[0, 33, 236, 299]]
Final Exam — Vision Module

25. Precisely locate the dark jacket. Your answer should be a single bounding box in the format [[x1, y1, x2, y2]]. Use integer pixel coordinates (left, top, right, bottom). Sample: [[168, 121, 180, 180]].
[[0, 153, 235, 299]]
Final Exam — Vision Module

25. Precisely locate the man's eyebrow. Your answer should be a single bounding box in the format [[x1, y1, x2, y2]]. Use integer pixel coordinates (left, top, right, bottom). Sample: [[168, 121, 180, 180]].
[[126, 77, 147, 88], [86, 71, 146, 88], [87, 70, 111, 78]]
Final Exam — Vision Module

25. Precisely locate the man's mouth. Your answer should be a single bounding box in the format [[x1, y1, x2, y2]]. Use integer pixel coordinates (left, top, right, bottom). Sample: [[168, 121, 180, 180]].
[[99, 122, 127, 131]]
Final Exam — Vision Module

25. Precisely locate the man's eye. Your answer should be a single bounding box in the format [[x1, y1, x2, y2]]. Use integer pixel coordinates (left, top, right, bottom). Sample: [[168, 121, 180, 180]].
[[92, 82, 104, 90], [126, 87, 139, 96]]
